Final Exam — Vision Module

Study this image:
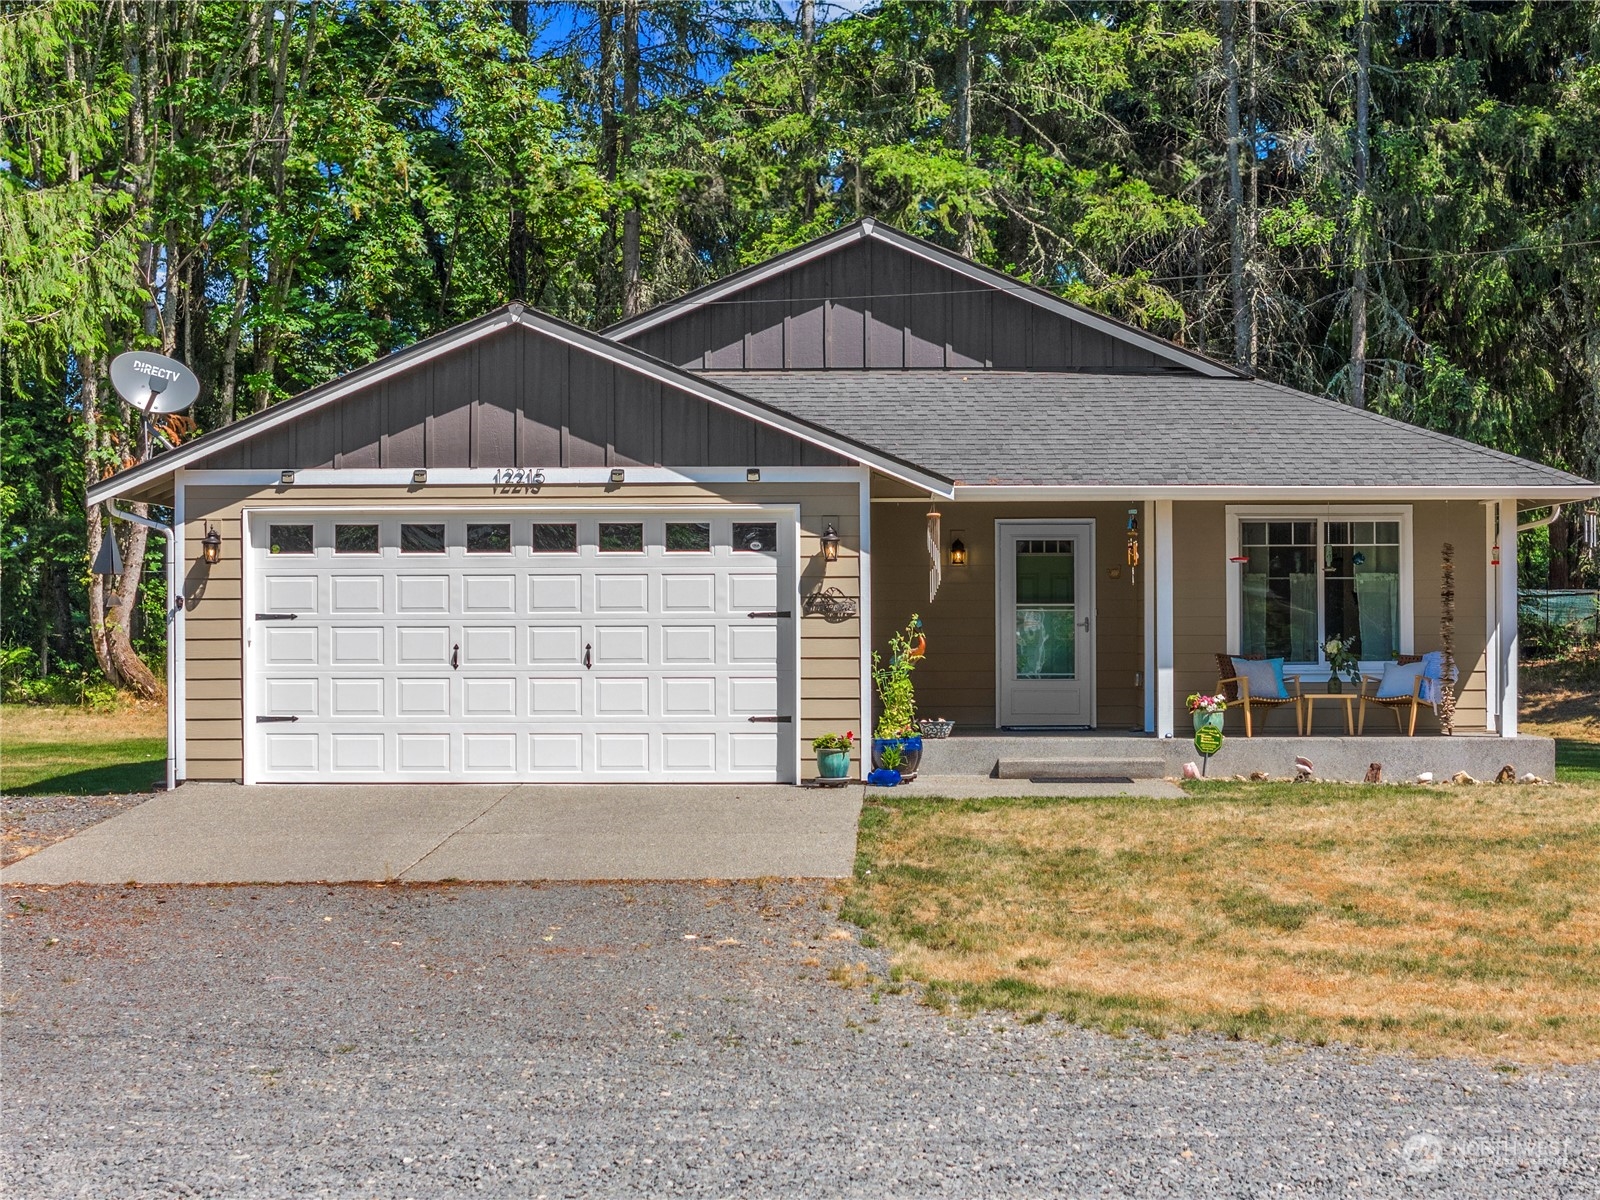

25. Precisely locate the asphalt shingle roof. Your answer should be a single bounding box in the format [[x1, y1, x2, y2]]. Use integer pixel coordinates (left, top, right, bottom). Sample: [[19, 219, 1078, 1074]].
[[709, 372, 1595, 490]]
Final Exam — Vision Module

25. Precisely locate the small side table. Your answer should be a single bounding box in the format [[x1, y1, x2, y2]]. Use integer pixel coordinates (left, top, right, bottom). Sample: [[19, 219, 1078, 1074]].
[[1298, 691, 1362, 736]]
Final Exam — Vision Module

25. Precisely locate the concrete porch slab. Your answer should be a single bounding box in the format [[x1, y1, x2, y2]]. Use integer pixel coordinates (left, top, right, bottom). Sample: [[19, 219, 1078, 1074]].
[[0, 783, 864, 886], [872, 776, 1184, 800]]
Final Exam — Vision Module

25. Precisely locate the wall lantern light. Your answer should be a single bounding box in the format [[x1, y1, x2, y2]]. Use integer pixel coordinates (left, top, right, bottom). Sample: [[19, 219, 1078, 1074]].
[[411, 468, 428, 486], [820, 523, 840, 563], [746, 467, 761, 483], [609, 467, 626, 484], [201, 525, 222, 565], [949, 537, 967, 566], [279, 469, 296, 486]]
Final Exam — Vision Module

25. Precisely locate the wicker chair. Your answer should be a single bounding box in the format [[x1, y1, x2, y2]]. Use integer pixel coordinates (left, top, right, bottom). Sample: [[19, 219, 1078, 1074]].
[[1358, 654, 1432, 736], [1215, 653, 1303, 737]]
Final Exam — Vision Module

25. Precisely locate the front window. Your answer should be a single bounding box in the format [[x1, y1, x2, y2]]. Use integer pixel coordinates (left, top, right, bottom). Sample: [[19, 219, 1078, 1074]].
[[1237, 515, 1404, 665]]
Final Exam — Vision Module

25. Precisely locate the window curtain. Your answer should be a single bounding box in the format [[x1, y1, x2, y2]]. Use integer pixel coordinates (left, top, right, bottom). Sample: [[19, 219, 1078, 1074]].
[[1242, 576, 1269, 656], [1353, 572, 1400, 660], [1288, 573, 1318, 662]]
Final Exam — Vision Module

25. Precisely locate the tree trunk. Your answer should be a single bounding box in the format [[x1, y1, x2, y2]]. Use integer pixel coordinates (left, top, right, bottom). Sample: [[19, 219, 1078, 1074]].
[[1349, 0, 1371, 408], [1549, 513, 1570, 590], [800, 0, 816, 222], [596, 0, 620, 322], [620, 0, 642, 319], [253, 0, 300, 412], [954, 0, 974, 258], [508, 1, 530, 300], [1246, 0, 1258, 365], [1222, 0, 1247, 368]]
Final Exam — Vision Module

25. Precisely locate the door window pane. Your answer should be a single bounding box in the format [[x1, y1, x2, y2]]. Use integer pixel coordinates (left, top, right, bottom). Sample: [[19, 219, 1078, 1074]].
[[268, 525, 313, 555], [1013, 541, 1075, 679], [665, 522, 711, 552], [400, 523, 446, 554], [1323, 518, 1401, 660], [1238, 520, 1317, 660], [334, 524, 379, 554], [733, 522, 777, 553], [531, 523, 577, 552], [598, 522, 644, 552], [466, 523, 511, 553]]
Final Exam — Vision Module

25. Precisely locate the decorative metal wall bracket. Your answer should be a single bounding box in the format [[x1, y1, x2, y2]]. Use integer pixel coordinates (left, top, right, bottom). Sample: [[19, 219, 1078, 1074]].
[[802, 586, 859, 621]]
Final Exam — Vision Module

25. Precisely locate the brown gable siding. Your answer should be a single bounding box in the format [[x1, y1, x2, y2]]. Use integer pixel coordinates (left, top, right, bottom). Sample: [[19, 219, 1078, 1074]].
[[619, 237, 1182, 373], [192, 325, 848, 472]]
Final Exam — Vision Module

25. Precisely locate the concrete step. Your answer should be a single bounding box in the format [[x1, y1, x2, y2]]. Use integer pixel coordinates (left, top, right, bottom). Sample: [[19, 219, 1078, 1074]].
[[996, 757, 1168, 781]]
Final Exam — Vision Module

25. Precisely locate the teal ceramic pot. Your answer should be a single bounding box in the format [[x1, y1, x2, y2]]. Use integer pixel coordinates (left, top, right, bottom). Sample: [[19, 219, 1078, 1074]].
[[817, 748, 852, 780]]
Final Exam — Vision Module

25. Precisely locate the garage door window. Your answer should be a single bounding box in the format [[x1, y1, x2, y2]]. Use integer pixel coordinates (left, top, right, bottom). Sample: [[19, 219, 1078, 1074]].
[[467, 523, 511, 553], [335, 524, 379, 554], [531, 523, 577, 553], [269, 524, 314, 555], [733, 522, 777, 553], [598, 522, 644, 553], [400, 523, 446, 554], [665, 522, 711, 552]]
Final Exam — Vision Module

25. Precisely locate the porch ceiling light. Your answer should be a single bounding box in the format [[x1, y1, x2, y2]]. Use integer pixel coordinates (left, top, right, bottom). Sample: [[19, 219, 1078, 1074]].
[[609, 467, 626, 484], [746, 467, 761, 482], [949, 537, 966, 566], [411, 468, 427, 486], [201, 525, 222, 565], [279, 469, 296, 486], [820, 523, 840, 563]]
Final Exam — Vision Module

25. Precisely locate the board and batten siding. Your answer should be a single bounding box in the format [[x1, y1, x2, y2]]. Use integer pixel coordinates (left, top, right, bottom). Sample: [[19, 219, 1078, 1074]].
[[180, 481, 862, 781], [1170, 501, 1490, 735], [870, 501, 1146, 731], [189, 325, 851, 474], [618, 237, 1183, 374]]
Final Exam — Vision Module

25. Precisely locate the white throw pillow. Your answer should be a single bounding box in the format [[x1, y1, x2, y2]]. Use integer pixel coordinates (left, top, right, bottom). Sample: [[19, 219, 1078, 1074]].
[[1375, 660, 1425, 700], [1230, 656, 1287, 700]]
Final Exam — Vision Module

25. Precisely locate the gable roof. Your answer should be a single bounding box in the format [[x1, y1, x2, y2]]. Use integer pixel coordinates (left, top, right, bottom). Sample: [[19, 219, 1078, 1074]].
[[605, 219, 1244, 379], [714, 371, 1597, 497], [86, 303, 955, 505]]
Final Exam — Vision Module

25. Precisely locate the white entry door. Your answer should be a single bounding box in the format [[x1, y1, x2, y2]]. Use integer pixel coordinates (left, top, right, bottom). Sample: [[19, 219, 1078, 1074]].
[[245, 509, 797, 783], [996, 520, 1095, 727]]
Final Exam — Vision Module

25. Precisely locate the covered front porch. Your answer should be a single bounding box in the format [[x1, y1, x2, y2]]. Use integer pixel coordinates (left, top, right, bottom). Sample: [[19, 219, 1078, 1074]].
[[868, 491, 1545, 779]]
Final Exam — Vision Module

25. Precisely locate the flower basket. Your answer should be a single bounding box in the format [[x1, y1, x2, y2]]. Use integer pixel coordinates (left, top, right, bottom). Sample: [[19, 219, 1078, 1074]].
[[917, 718, 955, 739]]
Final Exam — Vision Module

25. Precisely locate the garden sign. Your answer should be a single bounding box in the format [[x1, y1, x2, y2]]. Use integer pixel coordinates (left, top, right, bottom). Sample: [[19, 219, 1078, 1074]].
[[1193, 723, 1223, 775]]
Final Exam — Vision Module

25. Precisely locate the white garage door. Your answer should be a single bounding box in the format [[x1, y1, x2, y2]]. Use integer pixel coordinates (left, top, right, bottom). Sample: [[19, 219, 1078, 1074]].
[[245, 509, 797, 783]]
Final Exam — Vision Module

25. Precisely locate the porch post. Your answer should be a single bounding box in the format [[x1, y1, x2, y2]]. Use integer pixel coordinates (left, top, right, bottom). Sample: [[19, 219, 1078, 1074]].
[[1143, 499, 1156, 733], [1154, 499, 1175, 738], [1483, 501, 1499, 732], [1497, 496, 1519, 737]]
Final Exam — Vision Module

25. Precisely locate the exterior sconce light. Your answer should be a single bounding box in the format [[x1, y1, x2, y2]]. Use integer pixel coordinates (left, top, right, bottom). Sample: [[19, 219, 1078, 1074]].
[[820, 523, 840, 563], [949, 537, 967, 566], [201, 525, 222, 565], [746, 467, 761, 482], [609, 467, 626, 484], [279, 469, 296, 486], [411, 468, 427, 486]]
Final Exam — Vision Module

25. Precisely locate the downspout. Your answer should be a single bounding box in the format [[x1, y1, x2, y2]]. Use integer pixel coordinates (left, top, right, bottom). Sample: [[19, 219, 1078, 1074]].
[[104, 502, 180, 792]]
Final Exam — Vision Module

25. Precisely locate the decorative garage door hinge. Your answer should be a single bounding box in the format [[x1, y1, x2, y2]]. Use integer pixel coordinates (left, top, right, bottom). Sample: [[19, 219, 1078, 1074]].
[[255, 715, 298, 723], [745, 610, 792, 619], [746, 715, 793, 723], [254, 612, 298, 620]]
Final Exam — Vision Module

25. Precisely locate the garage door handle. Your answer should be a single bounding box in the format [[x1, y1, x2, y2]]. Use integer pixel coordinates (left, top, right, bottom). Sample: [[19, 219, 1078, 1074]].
[[255, 612, 298, 621], [747, 610, 791, 619], [747, 715, 793, 723], [451, 644, 459, 670], [256, 715, 298, 723], [584, 643, 592, 670]]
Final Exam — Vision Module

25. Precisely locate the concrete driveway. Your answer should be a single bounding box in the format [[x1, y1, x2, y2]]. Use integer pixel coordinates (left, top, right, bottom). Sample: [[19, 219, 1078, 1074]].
[[0, 782, 864, 885]]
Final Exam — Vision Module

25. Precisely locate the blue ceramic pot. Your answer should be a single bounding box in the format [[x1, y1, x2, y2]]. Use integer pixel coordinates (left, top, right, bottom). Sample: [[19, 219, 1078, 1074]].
[[871, 735, 923, 779], [866, 768, 902, 787]]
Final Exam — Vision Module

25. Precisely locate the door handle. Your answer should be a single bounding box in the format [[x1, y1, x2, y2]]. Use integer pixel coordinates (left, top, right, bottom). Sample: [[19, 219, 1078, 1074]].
[[451, 643, 460, 670], [1080, 617, 1091, 631], [584, 643, 593, 670]]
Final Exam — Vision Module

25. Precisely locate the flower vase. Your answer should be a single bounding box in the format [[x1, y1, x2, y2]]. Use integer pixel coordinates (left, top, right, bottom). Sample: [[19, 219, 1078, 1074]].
[[1327, 677, 1343, 695], [1192, 711, 1225, 735]]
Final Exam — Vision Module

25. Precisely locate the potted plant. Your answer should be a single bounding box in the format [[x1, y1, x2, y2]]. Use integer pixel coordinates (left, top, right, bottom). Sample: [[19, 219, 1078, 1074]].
[[811, 731, 854, 784], [867, 742, 904, 787], [871, 614, 925, 779], [1323, 638, 1360, 694], [1187, 692, 1227, 734]]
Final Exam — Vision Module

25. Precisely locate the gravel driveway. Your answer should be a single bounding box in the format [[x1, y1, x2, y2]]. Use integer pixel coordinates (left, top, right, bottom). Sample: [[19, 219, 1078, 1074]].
[[3, 881, 1596, 1199]]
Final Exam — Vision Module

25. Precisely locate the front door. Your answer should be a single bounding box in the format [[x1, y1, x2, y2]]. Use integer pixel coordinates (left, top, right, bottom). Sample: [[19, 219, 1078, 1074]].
[[997, 520, 1095, 727]]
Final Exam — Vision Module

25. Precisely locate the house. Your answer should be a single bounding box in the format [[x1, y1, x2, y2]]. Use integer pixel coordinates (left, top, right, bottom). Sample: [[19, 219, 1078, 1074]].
[[88, 221, 1599, 786]]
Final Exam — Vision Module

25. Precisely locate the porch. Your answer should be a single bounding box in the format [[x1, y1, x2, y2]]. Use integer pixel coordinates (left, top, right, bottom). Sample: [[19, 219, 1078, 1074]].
[[913, 729, 1556, 784]]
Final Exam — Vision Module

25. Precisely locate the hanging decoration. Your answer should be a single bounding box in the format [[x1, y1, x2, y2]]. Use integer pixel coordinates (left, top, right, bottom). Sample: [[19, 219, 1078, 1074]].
[[1439, 542, 1457, 735], [927, 506, 942, 602], [1126, 508, 1140, 586]]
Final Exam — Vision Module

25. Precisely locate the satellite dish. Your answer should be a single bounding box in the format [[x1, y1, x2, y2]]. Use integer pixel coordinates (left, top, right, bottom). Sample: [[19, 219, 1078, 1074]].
[[110, 350, 200, 415]]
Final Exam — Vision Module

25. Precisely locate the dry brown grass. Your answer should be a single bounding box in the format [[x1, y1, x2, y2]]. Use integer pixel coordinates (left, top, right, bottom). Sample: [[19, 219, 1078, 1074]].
[[1, 702, 166, 745], [1522, 646, 1600, 744], [844, 781, 1600, 1063]]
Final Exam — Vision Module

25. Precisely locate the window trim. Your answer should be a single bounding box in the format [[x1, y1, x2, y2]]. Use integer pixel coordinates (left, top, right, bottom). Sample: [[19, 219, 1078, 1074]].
[[1224, 504, 1413, 675]]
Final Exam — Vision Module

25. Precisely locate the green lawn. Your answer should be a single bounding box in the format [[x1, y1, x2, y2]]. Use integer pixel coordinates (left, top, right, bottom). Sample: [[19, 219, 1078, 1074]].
[[1555, 738, 1600, 783], [1, 704, 167, 796]]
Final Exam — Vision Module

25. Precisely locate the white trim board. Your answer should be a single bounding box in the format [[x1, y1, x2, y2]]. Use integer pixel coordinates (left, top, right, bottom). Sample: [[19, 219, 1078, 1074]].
[[1223, 504, 1415, 675], [179, 466, 873, 489]]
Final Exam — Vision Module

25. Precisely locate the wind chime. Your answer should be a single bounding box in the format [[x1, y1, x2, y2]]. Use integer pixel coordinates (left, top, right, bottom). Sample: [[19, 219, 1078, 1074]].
[[1126, 508, 1140, 586], [927, 504, 942, 602]]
